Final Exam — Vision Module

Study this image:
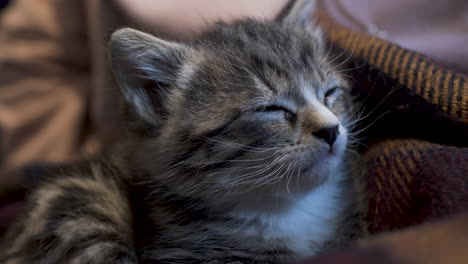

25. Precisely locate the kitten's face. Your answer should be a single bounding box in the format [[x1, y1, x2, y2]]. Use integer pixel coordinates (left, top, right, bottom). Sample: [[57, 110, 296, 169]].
[[110, 2, 353, 201]]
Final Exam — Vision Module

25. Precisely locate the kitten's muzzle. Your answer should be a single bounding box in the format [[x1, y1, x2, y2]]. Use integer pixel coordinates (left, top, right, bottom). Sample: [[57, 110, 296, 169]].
[[313, 125, 339, 147]]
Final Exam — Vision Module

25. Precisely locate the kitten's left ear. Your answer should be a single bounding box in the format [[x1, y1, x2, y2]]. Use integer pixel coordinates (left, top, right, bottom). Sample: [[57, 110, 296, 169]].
[[276, 0, 317, 27]]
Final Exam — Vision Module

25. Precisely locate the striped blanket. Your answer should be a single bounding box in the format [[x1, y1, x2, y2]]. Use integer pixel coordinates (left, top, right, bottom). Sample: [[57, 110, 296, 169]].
[[301, 12, 468, 264]]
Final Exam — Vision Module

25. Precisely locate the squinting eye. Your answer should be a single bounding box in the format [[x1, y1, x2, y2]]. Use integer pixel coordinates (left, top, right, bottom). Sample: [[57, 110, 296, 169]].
[[324, 87, 337, 98], [262, 105, 289, 112], [256, 104, 296, 122]]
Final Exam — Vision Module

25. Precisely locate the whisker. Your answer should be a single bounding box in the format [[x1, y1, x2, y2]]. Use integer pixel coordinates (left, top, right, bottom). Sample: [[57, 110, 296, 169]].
[[349, 110, 392, 136], [326, 31, 356, 67], [344, 87, 397, 129], [285, 161, 299, 194]]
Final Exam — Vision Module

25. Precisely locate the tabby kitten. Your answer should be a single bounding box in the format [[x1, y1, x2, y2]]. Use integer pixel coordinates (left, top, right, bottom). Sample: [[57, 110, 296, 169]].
[[0, 0, 363, 263]]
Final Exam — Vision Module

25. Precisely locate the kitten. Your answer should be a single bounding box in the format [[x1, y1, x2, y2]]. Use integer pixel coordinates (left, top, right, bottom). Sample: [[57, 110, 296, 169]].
[[0, 0, 364, 263]]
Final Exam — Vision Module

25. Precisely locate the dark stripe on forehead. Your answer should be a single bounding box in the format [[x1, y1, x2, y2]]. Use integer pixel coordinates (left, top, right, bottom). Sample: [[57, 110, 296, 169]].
[[251, 55, 283, 94], [300, 43, 315, 69], [285, 83, 308, 107], [242, 23, 262, 41]]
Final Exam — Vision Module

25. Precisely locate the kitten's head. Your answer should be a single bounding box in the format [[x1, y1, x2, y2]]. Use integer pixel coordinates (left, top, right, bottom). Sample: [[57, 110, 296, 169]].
[[110, 0, 354, 204]]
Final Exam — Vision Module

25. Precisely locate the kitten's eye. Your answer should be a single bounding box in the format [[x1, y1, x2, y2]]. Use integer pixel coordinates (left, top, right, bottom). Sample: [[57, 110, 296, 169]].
[[262, 105, 289, 112], [324, 87, 337, 98], [324, 87, 343, 107], [255, 104, 295, 122]]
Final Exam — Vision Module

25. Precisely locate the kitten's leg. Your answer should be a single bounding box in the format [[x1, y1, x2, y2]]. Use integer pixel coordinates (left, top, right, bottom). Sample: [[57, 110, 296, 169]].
[[0, 164, 138, 264]]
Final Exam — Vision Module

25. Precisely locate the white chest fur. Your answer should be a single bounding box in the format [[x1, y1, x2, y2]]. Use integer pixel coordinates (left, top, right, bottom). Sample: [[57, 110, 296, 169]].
[[230, 180, 345, 258]]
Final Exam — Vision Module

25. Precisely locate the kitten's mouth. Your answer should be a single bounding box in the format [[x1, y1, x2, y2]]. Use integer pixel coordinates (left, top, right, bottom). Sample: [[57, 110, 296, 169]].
[[329, 144, 339, 155], [328, 132, 346, 156], [297, 145, 343, 174]]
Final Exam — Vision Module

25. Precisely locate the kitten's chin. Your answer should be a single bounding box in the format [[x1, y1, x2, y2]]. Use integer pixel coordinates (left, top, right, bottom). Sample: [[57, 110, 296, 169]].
[[299, 157, 344, 188], [296, 143, 347, 192]]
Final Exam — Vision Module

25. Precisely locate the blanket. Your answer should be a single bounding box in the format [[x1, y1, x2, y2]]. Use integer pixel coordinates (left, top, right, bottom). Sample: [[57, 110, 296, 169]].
[[319, 11, 468, 232], [303, 11, 468, 264]]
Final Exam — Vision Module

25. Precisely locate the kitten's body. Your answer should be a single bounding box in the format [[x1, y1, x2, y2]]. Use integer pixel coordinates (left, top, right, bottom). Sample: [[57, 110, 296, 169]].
[[0, 1, 364, 263], [129, 162, 356, 263]]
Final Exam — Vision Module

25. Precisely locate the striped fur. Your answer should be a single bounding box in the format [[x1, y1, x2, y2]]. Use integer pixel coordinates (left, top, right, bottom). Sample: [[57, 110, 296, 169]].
[[0, 1, 364, 263], [0, 162, 137, 263]]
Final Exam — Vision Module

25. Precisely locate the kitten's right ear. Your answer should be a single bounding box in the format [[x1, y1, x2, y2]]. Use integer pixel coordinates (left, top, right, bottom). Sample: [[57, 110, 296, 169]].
[[276, 0, 316, 28], [109, 28, 190, 130]]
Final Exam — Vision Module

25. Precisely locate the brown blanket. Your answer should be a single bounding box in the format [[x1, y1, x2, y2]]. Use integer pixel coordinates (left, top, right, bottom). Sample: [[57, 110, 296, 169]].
[[299, 13, 468, 263], [318, 13, 468, 230], [1, 1, 467, 263]]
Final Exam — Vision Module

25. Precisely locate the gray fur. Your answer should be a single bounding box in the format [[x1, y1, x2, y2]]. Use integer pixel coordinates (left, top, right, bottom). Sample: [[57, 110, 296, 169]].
[[0, 1, 365, 263]]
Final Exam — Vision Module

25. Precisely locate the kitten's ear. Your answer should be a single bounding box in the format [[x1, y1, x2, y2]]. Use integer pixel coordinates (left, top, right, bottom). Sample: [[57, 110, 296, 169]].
[[109, 28, 189, 130], [276, 0, 316, 27]]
